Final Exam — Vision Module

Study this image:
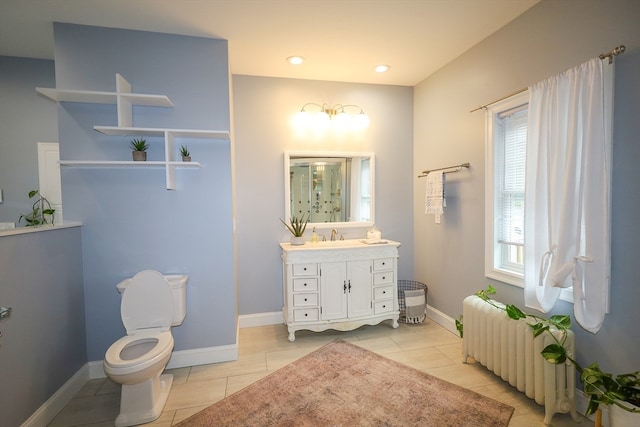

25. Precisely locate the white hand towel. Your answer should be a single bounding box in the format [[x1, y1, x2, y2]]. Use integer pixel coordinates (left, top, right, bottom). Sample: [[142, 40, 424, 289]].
[[424, 172, 445, 215]]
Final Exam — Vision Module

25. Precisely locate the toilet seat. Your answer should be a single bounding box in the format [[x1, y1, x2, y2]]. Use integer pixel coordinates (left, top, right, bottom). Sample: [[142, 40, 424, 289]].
[[104, 330, 174, 375]]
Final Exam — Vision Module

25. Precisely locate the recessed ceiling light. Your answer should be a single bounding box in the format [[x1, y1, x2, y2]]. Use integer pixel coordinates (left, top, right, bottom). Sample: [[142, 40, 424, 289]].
[[287, 56, 304, 65], [375, 64, 390, 73]]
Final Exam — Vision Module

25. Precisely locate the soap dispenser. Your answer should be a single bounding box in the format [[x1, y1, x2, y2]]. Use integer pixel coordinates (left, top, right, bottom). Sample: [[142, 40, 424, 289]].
[[310, 227, 319, 243]]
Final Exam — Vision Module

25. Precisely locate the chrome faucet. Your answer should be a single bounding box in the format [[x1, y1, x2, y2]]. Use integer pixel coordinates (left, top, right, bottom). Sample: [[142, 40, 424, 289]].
[[330, 229, 338, 241]]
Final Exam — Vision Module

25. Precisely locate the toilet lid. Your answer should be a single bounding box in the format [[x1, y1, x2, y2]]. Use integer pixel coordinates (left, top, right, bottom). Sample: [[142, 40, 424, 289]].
[[121, 270, 174, 334]]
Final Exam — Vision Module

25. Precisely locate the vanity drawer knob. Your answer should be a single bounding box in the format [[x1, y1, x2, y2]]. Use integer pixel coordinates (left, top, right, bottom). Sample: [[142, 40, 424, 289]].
[[304, 298, 308, 302], [303, 267, 307, 271], [382, 276, 386, 280], [305, 313, 308, 317], [382, 291, 386, 294]]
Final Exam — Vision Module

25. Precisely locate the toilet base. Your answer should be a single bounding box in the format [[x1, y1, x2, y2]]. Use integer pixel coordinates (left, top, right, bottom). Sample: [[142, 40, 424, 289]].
[[115, 373, 173, 427]]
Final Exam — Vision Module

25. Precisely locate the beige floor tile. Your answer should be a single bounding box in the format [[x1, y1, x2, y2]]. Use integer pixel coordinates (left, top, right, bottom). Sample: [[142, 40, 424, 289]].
[[265, 345, 323, 371], [350, 336, 404, 354], [187, 352, 266, 381], [226, 370, 272, 395], [96, 377, 121, 395], [144, 410, 176, 426], [384, 346, 457, 371], [48, 393, 120, 427], [74, 378, 106, 397], [165, 366, 191, 385], [163, 376, 227, 411], [171, 404, 210, 425]]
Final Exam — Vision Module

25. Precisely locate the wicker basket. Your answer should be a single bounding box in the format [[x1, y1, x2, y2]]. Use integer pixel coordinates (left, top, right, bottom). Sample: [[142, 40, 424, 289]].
[[397, 280, 428, 323]]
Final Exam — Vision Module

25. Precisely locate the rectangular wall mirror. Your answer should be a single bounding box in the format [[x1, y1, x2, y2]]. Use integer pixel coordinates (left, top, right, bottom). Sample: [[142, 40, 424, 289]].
[[284, 151, 375, 229]]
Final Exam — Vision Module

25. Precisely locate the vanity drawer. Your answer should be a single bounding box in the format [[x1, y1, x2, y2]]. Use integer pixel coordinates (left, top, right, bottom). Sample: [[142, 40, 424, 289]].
[[374, 300, 393, 314], [373, 271, 394, 285], [293, 263, 318, 276], [294, 308, 319, 322], [293, 293, 318, 307], [373, 258, 393, 271], [374, 285, 394, 301], [293, 278, 318, 292]]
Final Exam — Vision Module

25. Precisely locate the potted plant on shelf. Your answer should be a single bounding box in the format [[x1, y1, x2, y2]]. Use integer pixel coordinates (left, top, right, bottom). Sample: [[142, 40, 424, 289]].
[[280, 214, 309, 245], [180, 145, 191, 162], [130, 138, 148, 161], [19, 189, 55, 226], [457, 286, 640, 427]]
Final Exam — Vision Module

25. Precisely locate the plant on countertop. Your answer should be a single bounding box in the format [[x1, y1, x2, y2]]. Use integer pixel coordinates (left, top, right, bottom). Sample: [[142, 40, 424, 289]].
[[458, 285, 640, 419], [19, 189, 55, 226], [129, 138, 149, 152], [280, 213, 309, 237]]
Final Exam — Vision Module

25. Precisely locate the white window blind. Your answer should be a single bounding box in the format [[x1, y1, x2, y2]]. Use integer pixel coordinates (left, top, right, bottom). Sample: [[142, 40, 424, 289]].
[[496, 107, 527, 247]]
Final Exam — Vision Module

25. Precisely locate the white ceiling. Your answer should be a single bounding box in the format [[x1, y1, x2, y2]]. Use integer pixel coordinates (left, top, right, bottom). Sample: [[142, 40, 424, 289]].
[[0, 0, 539, 86]]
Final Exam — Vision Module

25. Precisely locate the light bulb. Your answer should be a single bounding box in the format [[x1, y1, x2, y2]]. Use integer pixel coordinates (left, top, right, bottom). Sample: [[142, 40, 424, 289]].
[[352, 113, 370, 130], [334, 111, 350, 130]]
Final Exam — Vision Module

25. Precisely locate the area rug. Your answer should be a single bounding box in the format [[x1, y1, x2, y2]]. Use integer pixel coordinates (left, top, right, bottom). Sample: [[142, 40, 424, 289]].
[[176, 339, 514, 426]]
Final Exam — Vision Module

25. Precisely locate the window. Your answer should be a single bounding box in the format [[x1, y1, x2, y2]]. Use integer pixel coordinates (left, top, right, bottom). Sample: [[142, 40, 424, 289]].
[[484, 92, 573, 302], [485, 92, 528, 287]]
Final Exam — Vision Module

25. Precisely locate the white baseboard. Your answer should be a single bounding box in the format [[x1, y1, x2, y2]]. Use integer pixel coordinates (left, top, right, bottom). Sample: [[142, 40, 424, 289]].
[[426, 304, 458, 335], [238, 311, 284, 328], [21, 364, 90, 427]]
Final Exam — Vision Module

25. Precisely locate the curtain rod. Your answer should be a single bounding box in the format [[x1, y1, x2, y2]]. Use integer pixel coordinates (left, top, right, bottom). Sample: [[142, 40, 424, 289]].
[[418, 162, 470, 178], [469, 44, 626, 113]]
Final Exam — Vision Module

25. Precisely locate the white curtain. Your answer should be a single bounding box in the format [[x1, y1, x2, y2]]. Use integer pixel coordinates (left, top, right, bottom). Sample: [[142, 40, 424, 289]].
[[524, 57, 613, 334]]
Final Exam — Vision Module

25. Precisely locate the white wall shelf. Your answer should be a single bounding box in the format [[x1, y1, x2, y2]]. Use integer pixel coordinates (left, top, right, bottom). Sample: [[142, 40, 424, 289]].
[[35, 87, 173, 108], [59, 161, 201, 168], [36, 73, 230, 190], [94, 126, 229, 140]]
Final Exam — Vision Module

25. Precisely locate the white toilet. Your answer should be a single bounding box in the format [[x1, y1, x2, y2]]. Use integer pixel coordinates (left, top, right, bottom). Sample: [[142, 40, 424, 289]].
[[104, 270, 188, 427]]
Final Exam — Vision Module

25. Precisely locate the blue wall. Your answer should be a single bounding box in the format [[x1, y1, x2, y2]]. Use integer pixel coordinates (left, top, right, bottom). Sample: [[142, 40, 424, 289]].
[[0, 226, 85, 427], [53, 24, 236, 361], [0, 56, 57, 224]]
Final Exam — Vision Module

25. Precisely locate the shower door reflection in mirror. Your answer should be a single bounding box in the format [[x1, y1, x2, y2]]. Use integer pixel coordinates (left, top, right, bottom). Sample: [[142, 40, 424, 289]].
[[285, 152, 374, 227]]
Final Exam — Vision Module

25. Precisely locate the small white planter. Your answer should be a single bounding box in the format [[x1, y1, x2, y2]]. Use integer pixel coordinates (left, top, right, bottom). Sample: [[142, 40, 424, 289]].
[[290, 236, 305, 246], [609, 402, 640, 427]]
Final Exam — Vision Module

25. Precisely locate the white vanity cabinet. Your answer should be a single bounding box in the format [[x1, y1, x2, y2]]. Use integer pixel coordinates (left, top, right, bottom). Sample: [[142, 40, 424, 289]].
[[280, 240, 400, 342]]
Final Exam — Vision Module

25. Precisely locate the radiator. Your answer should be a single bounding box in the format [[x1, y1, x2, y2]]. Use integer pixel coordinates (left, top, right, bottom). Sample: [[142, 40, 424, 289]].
[[462, 295, 579, 425]]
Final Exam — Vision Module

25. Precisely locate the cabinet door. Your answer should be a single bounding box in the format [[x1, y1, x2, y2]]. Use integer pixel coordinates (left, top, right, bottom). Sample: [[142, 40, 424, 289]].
[[347, 260, 373, 318], [320, 262, 348, 320]]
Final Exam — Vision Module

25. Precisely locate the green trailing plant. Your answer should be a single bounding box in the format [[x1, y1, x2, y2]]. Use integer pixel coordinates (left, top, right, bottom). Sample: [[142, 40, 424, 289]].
[[19, 189, 55, 226], [459, 285, 640, 416], [582, 364, 640, 415], [180, 145, 190, 157], [129, 138, 149, 152], [280, 214, 309, 237]]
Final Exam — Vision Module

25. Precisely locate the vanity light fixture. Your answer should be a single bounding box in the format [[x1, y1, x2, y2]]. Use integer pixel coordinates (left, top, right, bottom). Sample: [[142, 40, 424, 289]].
[[294, 103, 370, 131], [286, 56, 305, 65]]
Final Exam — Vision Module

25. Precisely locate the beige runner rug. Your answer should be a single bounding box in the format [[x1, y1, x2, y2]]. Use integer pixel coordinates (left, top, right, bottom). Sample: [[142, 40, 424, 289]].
[[177, 339, 514, 426]]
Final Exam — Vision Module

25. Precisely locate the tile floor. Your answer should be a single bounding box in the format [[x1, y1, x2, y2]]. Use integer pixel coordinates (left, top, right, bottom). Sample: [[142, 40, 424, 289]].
[[48, 320, 593, 426]]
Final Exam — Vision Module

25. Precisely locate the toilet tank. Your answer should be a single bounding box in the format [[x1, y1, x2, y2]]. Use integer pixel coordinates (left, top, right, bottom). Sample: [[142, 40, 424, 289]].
[[116, 273, 188, 326], [164, 274, 188, 326]]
